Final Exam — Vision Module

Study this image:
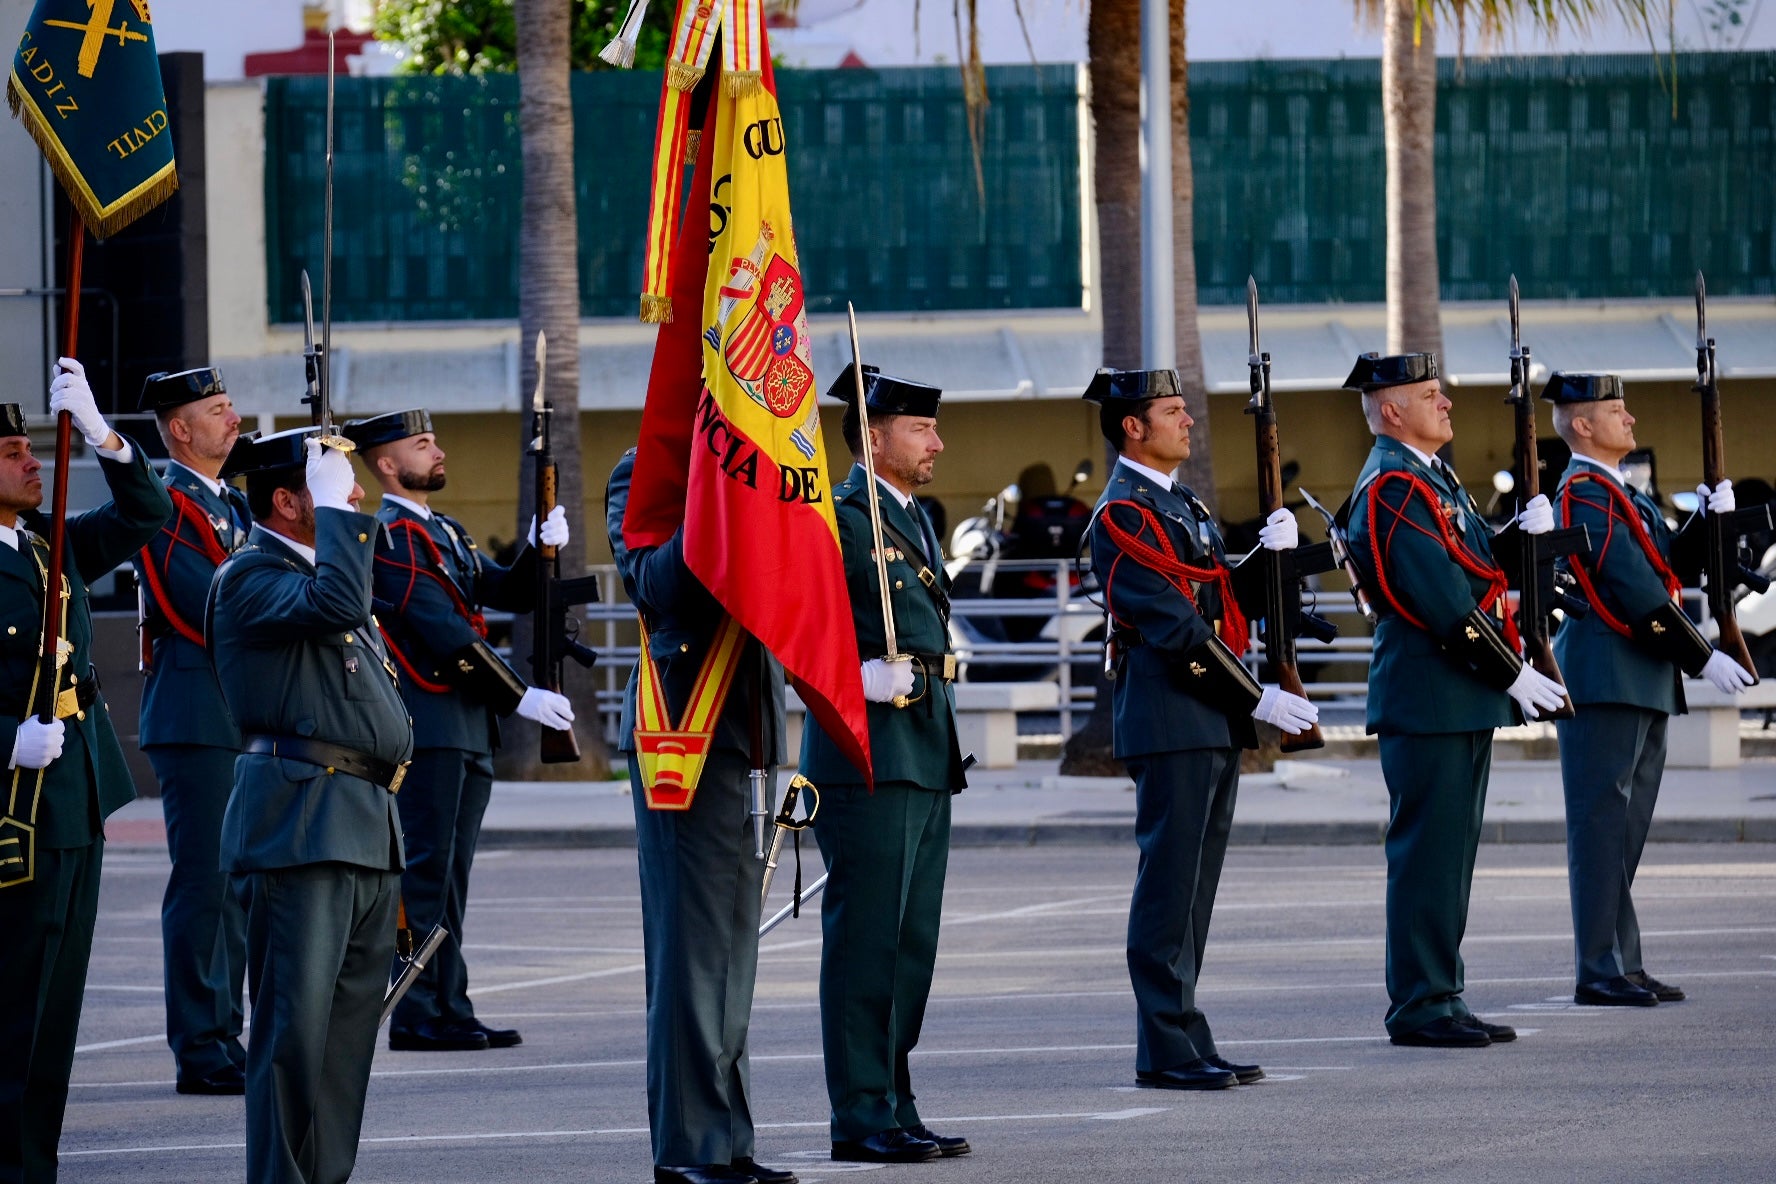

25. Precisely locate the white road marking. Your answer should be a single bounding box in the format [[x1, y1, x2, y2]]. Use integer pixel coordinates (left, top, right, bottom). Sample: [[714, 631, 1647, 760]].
[[73, 1034, 165, 1053]]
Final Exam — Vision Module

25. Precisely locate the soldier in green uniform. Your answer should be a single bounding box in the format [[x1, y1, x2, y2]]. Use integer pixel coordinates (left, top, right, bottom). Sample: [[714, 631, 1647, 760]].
[[1083, 367, 1318, 1091], [207, 430, 412, 1184], [343, 409, 574, 1052], [1343, 352, 1567, 1048], [0, 359, 172, 1184], [604, 450, 797, 1184], [1546, 372, 1755, 1007], [799, 365, 970, 1164], [132, 368, 252, 1095]]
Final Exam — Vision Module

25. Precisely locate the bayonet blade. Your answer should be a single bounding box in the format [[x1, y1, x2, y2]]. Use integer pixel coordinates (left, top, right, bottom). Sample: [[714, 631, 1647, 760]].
[[1695, 270, 1708, 348], [1245, 275, 1261, 365], [1508, 274, 1521, 356], [532, 331, 547, 413]]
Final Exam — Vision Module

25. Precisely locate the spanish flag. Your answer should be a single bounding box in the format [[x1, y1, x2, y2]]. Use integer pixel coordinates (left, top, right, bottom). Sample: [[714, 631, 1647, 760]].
[[623, 0, 873, 797], [8, 0, 178, 238]]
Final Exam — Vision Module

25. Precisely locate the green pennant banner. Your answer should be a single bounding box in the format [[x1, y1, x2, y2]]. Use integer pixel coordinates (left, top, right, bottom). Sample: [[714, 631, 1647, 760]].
[[6, 0, 177, 238]]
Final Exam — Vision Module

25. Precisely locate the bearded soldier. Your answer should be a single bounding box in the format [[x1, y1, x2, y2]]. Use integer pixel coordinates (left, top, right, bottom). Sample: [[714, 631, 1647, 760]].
[[343, 409, 573, 1052], [1085, 367, 1318, 1091], [133, 368, 252, 1095], [799, 365, 970, 1163], [1545, 372, 1755, 1007], [0, 360, 171, 1183], [1343, 352, 1566, 1048]]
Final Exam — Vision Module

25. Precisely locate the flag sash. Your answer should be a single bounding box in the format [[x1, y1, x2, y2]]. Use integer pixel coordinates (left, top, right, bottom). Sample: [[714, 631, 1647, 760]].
[[634, 613, 748, 809]]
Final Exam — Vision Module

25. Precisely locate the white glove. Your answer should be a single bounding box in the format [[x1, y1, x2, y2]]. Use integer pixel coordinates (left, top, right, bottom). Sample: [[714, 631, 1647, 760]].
[[1506, 664, 1567, 719], [1516, 493, 1554, 536], [49, 357, 109, 447], [9, 717, 65, 770], [1701, 649, 1755, 695], [1697, 480, 1735, 516], [1257, 508, 1298, 552], [516, 687, 575, 729], [1252, 686, 1318, 735], [860, 658, 916, 704], [303, 437, 355, 511], [528, 505, 570, 548]]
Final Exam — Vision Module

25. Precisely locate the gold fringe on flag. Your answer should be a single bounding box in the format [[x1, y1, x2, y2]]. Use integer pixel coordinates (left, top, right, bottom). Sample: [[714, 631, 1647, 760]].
[[666, 60, 705, 92], [640, 293, 675, 323], [7, 76, 179, 241], [722, 71, 762, 97], [722, 0, 765, 95], [684, 130, 703, 165]]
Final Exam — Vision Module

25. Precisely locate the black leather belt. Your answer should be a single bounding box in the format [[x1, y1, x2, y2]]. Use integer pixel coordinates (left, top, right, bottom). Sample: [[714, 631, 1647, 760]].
[[244, 735, 409, 793], [870, 652, 958, 682]]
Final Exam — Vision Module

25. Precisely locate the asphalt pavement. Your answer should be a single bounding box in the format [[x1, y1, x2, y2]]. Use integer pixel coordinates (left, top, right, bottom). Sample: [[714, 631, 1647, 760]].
[[63, 838, 1776, 1183]]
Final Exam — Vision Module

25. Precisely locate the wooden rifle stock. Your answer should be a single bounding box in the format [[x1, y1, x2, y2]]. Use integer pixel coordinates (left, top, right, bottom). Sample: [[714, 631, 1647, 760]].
[[1694, 273, 1759, 683], [1245, 277, 1323, 752]]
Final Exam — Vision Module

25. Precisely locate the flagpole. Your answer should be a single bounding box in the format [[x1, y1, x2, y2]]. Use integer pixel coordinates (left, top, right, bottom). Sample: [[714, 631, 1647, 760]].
[[37, 217, 83, 724]]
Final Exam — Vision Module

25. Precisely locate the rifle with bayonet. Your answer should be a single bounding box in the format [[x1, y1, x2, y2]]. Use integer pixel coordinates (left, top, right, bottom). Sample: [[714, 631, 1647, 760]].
[[1690, 271, 1773, 683], [526, 331, 600, 763], [1240, 278, 1336, 752], [1498, 275, 1593, 721]]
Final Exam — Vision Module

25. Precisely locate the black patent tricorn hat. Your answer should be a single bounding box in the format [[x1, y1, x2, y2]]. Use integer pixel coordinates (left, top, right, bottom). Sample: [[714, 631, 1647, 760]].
[[1343, 352, 1439, 392], [1539, 372, 1625, 405], [826, 363, 942, 418], [342, 409, 434, 450], [139, 367, 226, 414], [1081, 367, 1184, 406], [0, 404, 26, 439], [219, 426, 318, 479]]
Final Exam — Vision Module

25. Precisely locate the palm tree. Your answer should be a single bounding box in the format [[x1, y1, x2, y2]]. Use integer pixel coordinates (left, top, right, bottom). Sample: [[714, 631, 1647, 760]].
[[503, 0, 606, 778], [1362, 0, 1663, 354]]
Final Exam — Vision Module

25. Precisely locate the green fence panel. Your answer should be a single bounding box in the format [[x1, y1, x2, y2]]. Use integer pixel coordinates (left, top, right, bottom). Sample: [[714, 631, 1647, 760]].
[[1189, 52, 1775, 304], [264, 65, 1083, 323]]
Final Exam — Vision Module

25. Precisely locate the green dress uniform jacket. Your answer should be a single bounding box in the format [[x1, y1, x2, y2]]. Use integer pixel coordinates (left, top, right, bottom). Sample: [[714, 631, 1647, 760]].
[[800, 464, 965, 1141], [132, 461, 251, 1081], [0, 440, 170, 1184], [1552, 457, 1688, 985], [1088, 458, 1249, 1073], [370, 499, 537, 1033], [208, 508, 410, 1184], [1346, 436, 1518, 1036], [606, 452, 786, 1170]]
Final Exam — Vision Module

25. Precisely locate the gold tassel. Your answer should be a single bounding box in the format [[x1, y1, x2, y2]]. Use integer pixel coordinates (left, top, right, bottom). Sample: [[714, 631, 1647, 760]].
[[723, 70, 763, 97], [639, 294, 675, 324], [667, 60, 705, 92], [683, 130, 703, 166]]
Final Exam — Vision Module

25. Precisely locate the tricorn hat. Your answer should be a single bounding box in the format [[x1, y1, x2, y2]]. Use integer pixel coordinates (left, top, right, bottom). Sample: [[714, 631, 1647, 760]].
[[1539, 372, 1625, 405], [0, 404, 26, 439], [1081, 367, 1184, 406], [826, 363, 942, 419], [1343, 352, 1439, 392], [139, 367, 226, 414], [219, 426, 318, 479], [342, 409, 434, 451]]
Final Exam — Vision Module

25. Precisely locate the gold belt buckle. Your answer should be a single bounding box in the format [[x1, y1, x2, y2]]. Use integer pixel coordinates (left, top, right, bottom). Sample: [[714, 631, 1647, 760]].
[[941, 654, 958, 682], [388, 762, 409, 794], [54, 684, 81, 720]]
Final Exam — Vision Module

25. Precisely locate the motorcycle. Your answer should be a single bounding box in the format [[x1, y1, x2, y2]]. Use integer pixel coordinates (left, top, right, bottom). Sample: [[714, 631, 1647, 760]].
[[946, 458, 1102, 683]]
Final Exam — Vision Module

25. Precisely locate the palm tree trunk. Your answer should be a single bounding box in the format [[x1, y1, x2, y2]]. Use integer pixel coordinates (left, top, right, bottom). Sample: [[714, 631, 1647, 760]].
[[1062, 0, 1143, 777], [501, 0, 607, 779], [1168, 0, 1213, 512], [1382, 0, 1443, 357]]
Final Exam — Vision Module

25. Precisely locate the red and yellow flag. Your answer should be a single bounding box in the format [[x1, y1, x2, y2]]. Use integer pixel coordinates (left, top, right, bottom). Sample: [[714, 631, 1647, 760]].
[[625, 1, 872, 793]]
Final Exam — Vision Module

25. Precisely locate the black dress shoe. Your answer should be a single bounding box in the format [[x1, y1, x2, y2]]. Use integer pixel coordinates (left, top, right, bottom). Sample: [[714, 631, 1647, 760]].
[[451, 1017, 522, 1048], [831, 1129, 940, 1163], [175, 1064, 246, 1096], [653, 1166, 757, 1184], [1390, 1016, 1491, 1048], [1627, 971, 1685, 1002], [730, 1158, 797, 1184], [1455, 1015, 1517, 1043], [1575, 976, 1658, 1007], [1135, 1058, 1237, 1090], [1205, 1054, 1265, 1084], [902, 1124, 971, 1156], [388, 1018, 490, 1051]]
